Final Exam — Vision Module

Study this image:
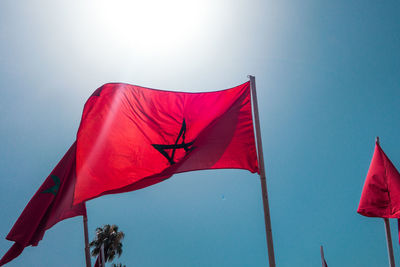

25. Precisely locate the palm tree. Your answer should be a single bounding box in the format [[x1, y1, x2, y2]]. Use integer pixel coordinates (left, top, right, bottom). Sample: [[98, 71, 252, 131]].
[[90, 224, 125, 263]]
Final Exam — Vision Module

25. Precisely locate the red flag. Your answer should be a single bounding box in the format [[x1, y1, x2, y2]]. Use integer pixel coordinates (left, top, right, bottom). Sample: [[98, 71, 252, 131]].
[[0, 143, 86, 266], [74, 81, 258, 204], [357, 141, 400, 218]]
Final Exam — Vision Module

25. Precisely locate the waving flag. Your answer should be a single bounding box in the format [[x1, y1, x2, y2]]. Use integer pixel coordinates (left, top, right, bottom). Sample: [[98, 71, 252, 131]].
[[357, 141, 400, 218], [357, 140, 400, 245], [74, 81, 258, 204], [0, 143, 86, 266]]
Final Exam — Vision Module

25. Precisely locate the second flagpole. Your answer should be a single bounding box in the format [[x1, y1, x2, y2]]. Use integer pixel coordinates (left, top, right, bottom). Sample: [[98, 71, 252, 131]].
[[249, 75, 276, 267]]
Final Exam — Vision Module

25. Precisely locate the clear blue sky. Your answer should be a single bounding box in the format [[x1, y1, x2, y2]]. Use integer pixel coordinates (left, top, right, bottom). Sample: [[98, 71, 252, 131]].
[[1, 1, 399, 266]]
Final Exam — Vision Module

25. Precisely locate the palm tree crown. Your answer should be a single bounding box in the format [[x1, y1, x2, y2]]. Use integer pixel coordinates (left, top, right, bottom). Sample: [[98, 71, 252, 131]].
[[90, 224, 125, 262]]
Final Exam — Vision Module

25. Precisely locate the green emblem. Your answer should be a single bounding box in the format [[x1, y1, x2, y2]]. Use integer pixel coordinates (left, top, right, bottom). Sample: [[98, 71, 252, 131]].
[[41, 174, 61, 196]]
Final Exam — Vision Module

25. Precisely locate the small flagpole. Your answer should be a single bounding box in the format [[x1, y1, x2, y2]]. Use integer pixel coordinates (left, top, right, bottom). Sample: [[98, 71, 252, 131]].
[[83, 215, 92, 267], [376, 137, 396, 267], [249, 75, 276, 267], [320, 245, 326, 267]]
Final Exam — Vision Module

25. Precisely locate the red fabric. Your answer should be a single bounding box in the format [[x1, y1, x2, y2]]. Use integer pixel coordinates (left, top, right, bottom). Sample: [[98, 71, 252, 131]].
[[358, 142, 400, 218], [0, 143, 86, 266], [74, 82, 258, 204], [0, 243, 24, 266]]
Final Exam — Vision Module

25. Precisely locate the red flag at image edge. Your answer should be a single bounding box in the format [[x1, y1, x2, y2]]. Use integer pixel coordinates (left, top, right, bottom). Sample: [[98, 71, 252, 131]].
[[0, 143, 86, 266], [357, 141, 400, 243], [74, 81, 259, 204]]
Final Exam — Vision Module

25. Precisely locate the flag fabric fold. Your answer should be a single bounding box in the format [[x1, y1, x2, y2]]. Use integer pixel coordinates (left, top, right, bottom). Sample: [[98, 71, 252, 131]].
[[0, 142, 86, 266], [74, 81, 259, 204], [357, 141, 400, 218]]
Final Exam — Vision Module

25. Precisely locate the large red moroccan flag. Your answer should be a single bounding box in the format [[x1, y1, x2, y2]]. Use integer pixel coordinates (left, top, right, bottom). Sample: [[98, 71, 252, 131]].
[[0, 142, 86, 266], [74, 81, 258, 204], [357, 141, 400, 218]]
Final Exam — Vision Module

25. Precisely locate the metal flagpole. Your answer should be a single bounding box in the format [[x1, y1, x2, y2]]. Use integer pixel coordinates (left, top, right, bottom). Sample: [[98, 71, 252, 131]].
[[384, 218, 395, 267], [320, 245, 327, 267], [249, 75, 276, 267], [83, 215, 92, 267], [376, 137, 395, 267]]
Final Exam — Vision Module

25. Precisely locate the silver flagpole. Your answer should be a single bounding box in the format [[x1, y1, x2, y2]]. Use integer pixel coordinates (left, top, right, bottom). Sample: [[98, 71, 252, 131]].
[[249, 75, 276, 267]]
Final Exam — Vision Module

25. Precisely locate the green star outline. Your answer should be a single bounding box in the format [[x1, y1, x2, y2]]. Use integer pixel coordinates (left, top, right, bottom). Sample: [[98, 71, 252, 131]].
[[41, 174, 61, 196]]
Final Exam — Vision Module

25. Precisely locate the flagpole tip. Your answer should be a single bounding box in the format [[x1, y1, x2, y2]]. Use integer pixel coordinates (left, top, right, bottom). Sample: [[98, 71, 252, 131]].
[[376, 136, 380, 144]]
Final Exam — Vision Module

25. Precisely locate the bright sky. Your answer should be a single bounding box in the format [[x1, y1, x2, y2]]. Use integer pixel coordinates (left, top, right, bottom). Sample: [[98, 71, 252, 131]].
[[1, 1, 400, 266]]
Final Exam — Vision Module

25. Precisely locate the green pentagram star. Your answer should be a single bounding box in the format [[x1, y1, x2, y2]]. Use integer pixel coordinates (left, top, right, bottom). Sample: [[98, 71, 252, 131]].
[[41, 174, 61, 196]]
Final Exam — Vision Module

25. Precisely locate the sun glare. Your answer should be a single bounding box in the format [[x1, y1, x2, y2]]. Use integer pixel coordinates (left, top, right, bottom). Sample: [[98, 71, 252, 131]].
[[91, 0, 209, 56]]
